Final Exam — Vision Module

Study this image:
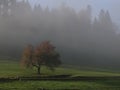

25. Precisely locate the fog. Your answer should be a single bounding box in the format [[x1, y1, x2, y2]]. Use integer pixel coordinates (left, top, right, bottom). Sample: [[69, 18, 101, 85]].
[[0, 0, 120, 69]]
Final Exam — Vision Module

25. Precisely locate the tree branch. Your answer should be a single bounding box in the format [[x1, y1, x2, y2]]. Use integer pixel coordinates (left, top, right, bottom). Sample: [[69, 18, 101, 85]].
[[31, 62, 39, 68]]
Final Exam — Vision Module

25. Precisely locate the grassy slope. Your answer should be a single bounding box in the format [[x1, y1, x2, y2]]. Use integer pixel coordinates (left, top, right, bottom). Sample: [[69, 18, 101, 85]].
[[0, 60, 120, 89], [0, 60, 120, 77]]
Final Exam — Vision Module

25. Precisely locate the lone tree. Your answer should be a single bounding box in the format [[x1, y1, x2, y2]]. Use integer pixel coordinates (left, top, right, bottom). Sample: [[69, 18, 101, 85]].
[[21, 41, 61, 74]]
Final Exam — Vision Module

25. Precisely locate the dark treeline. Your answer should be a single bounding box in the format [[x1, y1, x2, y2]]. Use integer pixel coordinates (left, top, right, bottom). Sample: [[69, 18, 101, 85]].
[[0, 0, 120, 69]]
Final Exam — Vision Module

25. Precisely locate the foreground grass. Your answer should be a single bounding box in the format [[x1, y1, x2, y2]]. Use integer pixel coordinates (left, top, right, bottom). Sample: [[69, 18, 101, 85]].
[[0, 60, 120, 89], [0, 80, 120, 90]]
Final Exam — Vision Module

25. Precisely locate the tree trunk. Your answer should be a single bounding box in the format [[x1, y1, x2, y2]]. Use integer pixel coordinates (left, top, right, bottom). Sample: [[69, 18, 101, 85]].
[[37, 66, 41, 74]]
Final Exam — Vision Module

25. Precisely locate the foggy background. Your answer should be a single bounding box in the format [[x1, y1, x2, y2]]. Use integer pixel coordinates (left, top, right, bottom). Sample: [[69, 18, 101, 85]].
[[0, 0, 120, 69]]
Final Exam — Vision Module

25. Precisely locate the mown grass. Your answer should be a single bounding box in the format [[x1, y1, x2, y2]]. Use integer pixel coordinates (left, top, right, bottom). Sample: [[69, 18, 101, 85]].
[[0, 80, 120, 90], [0, 60, 120, 89], [0, 60, 120, 77]]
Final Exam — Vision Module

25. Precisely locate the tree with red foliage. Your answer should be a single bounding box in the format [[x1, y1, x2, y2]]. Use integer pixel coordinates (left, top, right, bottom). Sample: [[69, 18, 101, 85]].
[[21, 41, 61, 74]]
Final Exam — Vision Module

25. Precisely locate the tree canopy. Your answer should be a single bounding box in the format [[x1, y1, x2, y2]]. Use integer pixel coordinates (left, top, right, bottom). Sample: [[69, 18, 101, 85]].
[[21, 41, 61, 74]]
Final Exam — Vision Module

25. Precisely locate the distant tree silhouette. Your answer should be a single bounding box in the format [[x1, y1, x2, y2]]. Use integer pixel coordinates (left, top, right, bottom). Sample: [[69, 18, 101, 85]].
[[0, 0, 16, 16], [0, 0, 119, 69]]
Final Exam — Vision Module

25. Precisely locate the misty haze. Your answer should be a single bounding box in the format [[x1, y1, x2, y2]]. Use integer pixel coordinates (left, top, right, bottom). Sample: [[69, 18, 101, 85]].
[[0, 0, 120, 69], [0, 0, 120, 89]]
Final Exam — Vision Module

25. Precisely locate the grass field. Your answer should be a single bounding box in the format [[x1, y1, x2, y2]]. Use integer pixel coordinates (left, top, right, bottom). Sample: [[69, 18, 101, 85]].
[[0, 60, 120, 77], [0, 80, 120, 90], [0, 60, 120, 89]]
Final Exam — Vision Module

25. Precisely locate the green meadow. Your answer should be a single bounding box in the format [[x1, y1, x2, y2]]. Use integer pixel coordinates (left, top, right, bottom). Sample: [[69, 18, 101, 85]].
[[0, 60, 120, 90]]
